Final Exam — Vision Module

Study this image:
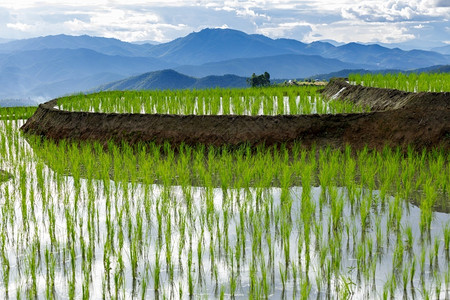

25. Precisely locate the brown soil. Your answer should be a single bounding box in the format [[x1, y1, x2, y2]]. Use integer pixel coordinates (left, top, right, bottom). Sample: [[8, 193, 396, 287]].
[[21, 79, 450, 151]]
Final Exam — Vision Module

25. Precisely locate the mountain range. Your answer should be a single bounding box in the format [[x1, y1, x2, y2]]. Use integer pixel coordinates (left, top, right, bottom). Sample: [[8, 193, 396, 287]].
[[95, 69, 248, 91], [0, 28, 449, 105], [94, 65, 449, 92]]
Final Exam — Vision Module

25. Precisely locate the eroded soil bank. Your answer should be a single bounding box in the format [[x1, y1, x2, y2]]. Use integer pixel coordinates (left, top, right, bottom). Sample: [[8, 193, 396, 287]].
[[21, 79, 450, 151]]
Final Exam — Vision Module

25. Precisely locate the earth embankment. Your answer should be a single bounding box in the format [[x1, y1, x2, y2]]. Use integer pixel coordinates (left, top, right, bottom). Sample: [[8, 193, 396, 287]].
[[21, 79, 450, 150]]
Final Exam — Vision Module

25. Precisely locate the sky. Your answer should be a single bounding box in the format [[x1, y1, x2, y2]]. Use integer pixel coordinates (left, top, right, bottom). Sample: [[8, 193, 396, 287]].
[[0, 0, 449, 49]]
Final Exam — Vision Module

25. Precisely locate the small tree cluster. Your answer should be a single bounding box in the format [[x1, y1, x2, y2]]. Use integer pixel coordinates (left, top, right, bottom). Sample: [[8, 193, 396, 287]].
[[247, 72, 270, 87]]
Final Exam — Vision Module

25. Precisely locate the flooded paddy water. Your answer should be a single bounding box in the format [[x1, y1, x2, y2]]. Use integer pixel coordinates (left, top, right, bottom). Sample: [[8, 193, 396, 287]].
[[0, 119, 449, 299]]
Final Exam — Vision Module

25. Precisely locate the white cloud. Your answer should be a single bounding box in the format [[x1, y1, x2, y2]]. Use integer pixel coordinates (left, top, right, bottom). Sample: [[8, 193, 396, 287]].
[[303, 20, 416, 44], [256, 21, 312, 38], [0, 0, 447, 47], [216, 24, 230, 29], [6, 22, 33, 31], [341, 0, 450, 22], [62, 9, 188, 42]]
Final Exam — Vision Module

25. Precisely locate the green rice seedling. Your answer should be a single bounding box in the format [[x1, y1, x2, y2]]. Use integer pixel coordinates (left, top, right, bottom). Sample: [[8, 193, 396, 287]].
[[433, 238, 440, 266], [434, 270, 442, 300], [410, 257, 416, 287], [420, 281, 431, 300], [58, 86, 366, 116], [26, 242, 39, 299], [113, 262, 124, 300], [393, 235, 405, 271], [445, 269, 450, 298], [130, 234, 139, 284], [330, 188, 344, 232], [375, 216, 383, 253], [279, 262, 287, 291], [314, 221, 323, 251], [67, 261, 76, 299], [420, 247, 427, 278], [388, 195, 403, 234], [82, 254, 90, 299], [45, 247, 56, 300], [338, 275, 355, 299], [1, 251, 10, 297], [16, 284, 22, 300], [19, 164, 28, 232], [187, 243, 194, 297], [387, 271, 397, 299], [429, 242, 435, 271], [404, 225, 414, 253], [402, 261, 410, 292], [153, 248, 161, 294], [219, 285, 225, 300], [443, 223, 450, 258], [350, 72, 450, 92], [197, 233, 204, 282], [299, 275, 311, 300], [230, 270, 237, 298], [420, 179, 437, 237]]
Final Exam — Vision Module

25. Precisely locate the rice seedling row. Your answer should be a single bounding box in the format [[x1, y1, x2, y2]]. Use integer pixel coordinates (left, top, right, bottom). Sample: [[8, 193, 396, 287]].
[[57, 86, 368, 115], [349, 72, 450, 93]]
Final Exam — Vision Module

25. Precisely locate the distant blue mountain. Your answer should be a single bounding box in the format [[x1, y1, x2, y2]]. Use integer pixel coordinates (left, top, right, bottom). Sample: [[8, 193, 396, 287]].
[[432, 45, 450, 55], [0, 28, 449, 104], [95, 69, 248, 91], [145, 28, 296, 64], [0, 48, 174, 99], [0, 34, 153, 57], [0, 98, 38, 107], [0, 38, 15, 44], [145, 28, 449, 69], [96, 65, 450, 93], [174, 54, 364, 78], [308, 65, 450, 80]]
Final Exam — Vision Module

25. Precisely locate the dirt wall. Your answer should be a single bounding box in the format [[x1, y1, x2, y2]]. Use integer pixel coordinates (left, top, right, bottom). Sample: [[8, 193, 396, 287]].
[[321, 78, 449, 111], [21, 80, 450, 151]]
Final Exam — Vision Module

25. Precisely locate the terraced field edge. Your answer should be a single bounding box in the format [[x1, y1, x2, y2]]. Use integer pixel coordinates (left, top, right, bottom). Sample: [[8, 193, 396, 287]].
[[21, 79, 450, 151]]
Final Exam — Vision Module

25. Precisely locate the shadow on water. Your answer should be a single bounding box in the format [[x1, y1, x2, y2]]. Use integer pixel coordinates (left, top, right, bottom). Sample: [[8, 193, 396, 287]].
[[0, 170, 12, 183]]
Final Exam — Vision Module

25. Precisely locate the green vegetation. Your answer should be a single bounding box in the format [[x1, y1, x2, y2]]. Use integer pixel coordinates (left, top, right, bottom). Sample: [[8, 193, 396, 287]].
[[0, 170, 11, 183], [0, 74, 448, 298], [349, 72, 450, 92], [0, 106, 37, 120], [247, 72, 271, 87], [57, 86, 368, 115]]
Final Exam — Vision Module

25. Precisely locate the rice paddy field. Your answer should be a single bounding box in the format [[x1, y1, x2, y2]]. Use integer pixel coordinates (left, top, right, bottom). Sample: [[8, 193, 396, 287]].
[[349, 73, 450, 93], [0, 73, 449, 299], [57, 86, 369, 115]]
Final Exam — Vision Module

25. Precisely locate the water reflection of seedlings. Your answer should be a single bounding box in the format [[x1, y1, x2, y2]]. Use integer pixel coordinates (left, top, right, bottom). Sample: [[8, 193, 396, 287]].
[[1, 105, 449, 299], [443, 223, 450, 259]]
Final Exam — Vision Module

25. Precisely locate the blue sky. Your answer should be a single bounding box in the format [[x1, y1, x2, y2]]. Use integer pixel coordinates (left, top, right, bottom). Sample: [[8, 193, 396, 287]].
[[1, 0, 449, 49]]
